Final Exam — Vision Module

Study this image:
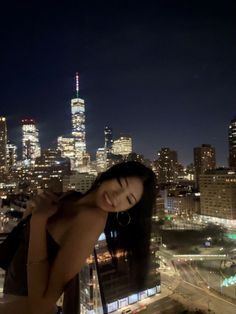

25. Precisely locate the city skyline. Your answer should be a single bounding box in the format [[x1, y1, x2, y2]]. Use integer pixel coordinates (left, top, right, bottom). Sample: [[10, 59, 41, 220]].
[[1, 1, 236, 166]]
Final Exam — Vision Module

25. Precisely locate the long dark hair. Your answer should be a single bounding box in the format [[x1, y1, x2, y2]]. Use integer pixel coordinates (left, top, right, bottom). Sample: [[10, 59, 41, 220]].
[[90, 161, 157, 290]]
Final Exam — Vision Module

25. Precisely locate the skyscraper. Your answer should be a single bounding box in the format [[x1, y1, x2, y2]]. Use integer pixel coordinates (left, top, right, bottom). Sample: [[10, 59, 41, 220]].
[[57, 73, 87, 172], [0, 117, 7, 172], [104, 126, 113, 153], [193, 144, 216, 188], [22, 119, 41, 165], [228, 117, 236, 169], [71, 73, 86, 169]]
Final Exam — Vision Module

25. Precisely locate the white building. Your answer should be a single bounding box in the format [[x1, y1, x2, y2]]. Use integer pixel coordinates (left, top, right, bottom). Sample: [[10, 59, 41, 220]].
[[112, 136, 132, 156], [57, 136, 75, 169], [22, 119, 41, 165], [57, 74, 88, 172], [71, 97, 86, 169]]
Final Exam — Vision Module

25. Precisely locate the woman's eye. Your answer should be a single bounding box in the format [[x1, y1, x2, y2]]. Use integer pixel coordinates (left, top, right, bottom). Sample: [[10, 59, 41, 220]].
[[127, 197, 132, 205]]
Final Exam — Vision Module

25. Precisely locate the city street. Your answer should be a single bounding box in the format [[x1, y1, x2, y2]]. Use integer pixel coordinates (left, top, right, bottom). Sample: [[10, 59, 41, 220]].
[[172, 259, 236, 313]]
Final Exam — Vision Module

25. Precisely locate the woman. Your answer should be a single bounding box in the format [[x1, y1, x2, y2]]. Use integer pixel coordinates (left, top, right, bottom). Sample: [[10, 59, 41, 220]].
[[1, 161, 157, 314]]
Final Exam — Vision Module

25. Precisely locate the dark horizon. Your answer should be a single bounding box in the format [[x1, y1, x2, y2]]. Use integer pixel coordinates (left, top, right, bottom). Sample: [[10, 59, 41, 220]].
[[1, 0, 236, 166]]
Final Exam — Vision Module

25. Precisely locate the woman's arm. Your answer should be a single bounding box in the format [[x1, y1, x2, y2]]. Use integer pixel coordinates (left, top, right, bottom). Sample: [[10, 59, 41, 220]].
[[27, 193, 106, 314], [27, 192, 59, 314]]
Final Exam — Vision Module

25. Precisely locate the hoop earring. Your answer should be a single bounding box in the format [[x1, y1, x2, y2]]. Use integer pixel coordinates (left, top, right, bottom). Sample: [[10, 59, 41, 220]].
[[116, 211, 131, 227]]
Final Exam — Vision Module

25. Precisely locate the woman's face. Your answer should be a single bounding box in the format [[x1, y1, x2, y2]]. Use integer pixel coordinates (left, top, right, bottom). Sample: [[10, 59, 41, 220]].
[[96, 176, 144, 212]]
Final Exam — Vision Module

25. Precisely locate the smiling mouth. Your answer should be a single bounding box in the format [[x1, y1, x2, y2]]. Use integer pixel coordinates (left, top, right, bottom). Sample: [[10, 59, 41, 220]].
[[104, 192, 114, 207]]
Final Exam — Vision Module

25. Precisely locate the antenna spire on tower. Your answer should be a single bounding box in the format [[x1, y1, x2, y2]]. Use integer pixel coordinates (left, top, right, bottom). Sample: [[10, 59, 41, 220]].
[[76, 72, 79, 98]]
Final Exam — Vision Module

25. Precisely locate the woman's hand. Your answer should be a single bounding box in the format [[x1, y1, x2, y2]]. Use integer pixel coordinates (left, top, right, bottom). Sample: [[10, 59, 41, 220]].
[[31, 191, 59, 220]]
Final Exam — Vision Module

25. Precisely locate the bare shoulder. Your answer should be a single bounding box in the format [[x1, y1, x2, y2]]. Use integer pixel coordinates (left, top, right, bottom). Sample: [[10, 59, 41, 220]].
[[77, 206, 107, 222], [61, 207, 107, 245], [44, 207, 108, 298]]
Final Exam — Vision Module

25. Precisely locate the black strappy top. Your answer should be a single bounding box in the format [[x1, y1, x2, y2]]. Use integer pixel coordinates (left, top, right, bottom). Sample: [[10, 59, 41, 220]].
[[3, 191, 82, 301], [3, 216, 60, 296]]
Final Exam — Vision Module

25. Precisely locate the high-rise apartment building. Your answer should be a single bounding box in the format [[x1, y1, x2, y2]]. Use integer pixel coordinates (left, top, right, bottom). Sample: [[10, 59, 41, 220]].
[[22, 119, 41, 164], [228, 117, 236, 169], [112, 136, 132, 156], [154, 148, 179, 185], [199, 169, 236, 221], [0, 117, 7, 172], [194, 144, 216, 188]]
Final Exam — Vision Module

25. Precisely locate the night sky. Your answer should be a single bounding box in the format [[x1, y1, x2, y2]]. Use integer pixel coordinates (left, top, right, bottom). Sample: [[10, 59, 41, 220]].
[[1, 0, 236, 166]]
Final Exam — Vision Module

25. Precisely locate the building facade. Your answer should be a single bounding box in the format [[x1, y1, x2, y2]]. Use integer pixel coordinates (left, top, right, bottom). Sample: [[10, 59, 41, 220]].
[[104, 126, 113, 154], [79, 232, 160, 314], [71, 97, 87, 169], [6, 141, 17, 169], [228, 117, 236, 169], [0, 117, 7, 172], [194, 144, 216, 189], [199, 169, 236, 220], [112, 136, 132, 156], [22, 119, 41, 165], [58, 74, 87, 172], [34, 148, 71, 192], [96, 148, 107, 172], [58, 136, 75, 169], [154, 148, 179, 185], [63, 172, 96, 193]]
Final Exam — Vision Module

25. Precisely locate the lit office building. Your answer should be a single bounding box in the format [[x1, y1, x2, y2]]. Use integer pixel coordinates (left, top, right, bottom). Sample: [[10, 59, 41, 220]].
[[228, 117, 236, 169], [112, 136, 132, 156], [0, 117, 7, 172], [71, 73, 87, 169], [6, 141, 17, 169], [104, 126, 113, 154], [194, 144, 216, 188], [199, 169, 236, 224], [58, 73, 87, 172], [63, 172, 96, 193], [154, 148, 179, 185], [22, 119, 41, 165], [96, 148, 107, 172], [79, 232, 160, 314], [57, 136, 75, 169], [34, 148, 71, 191], [167, 195, 199, 218]]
